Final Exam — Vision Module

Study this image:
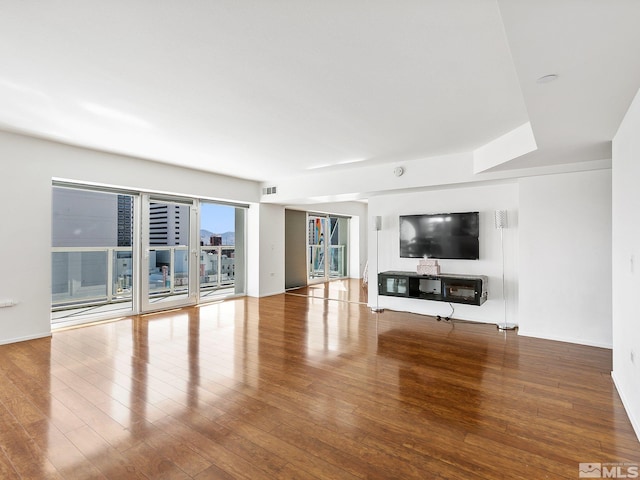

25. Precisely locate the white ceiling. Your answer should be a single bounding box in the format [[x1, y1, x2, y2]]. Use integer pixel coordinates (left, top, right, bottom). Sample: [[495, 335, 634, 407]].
[[1, 1, 639, 185]]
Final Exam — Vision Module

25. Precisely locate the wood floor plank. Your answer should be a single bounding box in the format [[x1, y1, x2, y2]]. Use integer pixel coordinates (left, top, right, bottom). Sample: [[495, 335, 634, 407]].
[[0, 279, 638, 479], [150, 414, 285, 480], [269, 418, 434, 480], [156, 406, 289, 477], [121, 441, 191, 480], [65, 425, 148, 480], [0, 403, 70, 479], [0, 449, 20, 480], [216, 416, 363, 480]]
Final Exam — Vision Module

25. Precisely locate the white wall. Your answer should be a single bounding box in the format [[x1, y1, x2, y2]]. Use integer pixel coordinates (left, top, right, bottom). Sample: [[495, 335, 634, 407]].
[[518, 170, 612, 347], [612, 87, 640, 441], [266, 149, 610, 205], [0, 130, 260, 345], [367, 171, 614, 348], [368, 182, 519, 324], [349, 215, 361, 278], [246, 203, 285, 297]]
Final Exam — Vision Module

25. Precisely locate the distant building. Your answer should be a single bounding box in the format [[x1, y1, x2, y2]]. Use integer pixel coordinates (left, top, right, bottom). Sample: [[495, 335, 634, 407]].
[[117, 195, 133, 247], [210, 234, 222, 246], [199, 248, 236, 285], [149, 202, 189, 246]]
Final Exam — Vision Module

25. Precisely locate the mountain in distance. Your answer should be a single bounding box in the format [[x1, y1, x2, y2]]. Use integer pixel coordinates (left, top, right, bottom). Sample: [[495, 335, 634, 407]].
[[200, 229, 235, 245]]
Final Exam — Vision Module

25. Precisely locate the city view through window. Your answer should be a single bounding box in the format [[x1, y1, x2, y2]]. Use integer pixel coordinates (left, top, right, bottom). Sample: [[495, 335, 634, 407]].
[[51, 186, 242, 324], [52, 188, 135, 318], [197, 202, 238, 299]]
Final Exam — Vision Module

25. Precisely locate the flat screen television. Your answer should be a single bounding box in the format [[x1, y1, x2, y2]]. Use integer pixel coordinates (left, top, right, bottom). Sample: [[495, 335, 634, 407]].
[[399, 212, 479, 259]]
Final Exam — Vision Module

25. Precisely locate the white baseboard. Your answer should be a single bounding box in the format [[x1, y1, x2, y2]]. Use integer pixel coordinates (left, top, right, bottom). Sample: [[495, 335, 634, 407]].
[[517, 329, 612, 349], [612, 371, 640, 443], [0, 331, 51, 346], [259, 290, 286, 298]]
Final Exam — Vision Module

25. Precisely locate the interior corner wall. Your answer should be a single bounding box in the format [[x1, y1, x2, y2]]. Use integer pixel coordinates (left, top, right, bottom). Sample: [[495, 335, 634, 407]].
[[367, 182, 519, 324], [612, 86, 640, 441], [518, 169, 612, 348], [0, 130, 260, 345], [246, 203, 261, 297], [284, 209, 307, 289]]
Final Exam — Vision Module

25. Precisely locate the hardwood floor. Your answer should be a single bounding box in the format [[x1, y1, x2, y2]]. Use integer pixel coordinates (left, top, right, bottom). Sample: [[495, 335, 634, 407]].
[[0, 286, 638, 479]]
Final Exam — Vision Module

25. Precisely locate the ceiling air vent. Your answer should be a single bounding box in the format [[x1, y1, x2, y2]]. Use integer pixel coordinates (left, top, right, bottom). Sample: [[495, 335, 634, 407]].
[[262, 186, 277, 195]]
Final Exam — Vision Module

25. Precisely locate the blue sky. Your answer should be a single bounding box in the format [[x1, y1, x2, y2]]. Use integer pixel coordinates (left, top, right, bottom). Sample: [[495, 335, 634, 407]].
[[200, 203, 235, 233]]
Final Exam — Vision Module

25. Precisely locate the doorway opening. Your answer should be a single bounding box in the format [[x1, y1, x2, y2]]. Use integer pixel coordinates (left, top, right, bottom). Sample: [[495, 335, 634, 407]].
[[308, 214, 349, 283]]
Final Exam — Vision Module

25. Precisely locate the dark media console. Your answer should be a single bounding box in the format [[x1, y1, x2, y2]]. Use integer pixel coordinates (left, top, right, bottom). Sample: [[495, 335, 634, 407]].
[[378, 271, 488, 306]]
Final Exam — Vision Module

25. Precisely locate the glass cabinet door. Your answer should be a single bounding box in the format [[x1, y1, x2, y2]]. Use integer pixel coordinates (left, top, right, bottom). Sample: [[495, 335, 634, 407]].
[[379, 275, 409, 296]]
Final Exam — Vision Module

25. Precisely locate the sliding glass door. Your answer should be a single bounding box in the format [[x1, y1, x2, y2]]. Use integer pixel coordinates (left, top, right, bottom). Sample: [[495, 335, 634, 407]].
[[307, 214, 349, 283], [308, 215, 327, 281], [199, 202, 245, 301], [141, 195, 197, 312], [52, 184, 247, 323], [51, 186, 137, 324]]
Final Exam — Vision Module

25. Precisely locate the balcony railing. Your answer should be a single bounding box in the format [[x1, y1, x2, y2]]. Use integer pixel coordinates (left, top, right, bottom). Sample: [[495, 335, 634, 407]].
[[52, 246, 133, 310], [309, 245, 346, 278], [200, 246, 236, 290], [148, 246, 190, 297], [52, 245, 236, 310]]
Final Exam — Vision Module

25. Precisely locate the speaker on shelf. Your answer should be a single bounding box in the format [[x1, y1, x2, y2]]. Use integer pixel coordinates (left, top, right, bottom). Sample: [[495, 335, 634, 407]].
[[494, 210, 507, 229], [373, 215, 382, 231]]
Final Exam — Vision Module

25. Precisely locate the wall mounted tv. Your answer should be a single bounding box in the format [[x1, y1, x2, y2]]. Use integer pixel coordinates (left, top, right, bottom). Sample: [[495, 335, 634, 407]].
[[399, 212, 479, 260]]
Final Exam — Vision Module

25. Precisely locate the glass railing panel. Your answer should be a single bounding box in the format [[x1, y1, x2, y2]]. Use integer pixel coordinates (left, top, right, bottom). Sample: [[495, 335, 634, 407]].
[[309, 245, 325, 278], [52, 249, 108, 306], [329, 245, 346, 278], [53, 244, 237, 311], [307, 245, 346, 280], [174, 247, 189, 293], [113, 249, 133, 300], [220, 248, 235, 285], [148, 248, 171, 295], [200, 248, 219, 287], [199, 246, 235, 291]]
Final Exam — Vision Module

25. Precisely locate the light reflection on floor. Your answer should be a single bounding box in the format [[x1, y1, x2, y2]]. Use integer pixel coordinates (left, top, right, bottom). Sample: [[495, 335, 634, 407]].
[[286, 278, 368, 305]]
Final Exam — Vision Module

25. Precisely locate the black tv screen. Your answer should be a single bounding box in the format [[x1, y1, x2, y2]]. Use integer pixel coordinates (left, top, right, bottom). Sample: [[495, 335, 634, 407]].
[[399, 212, 479, 259]]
